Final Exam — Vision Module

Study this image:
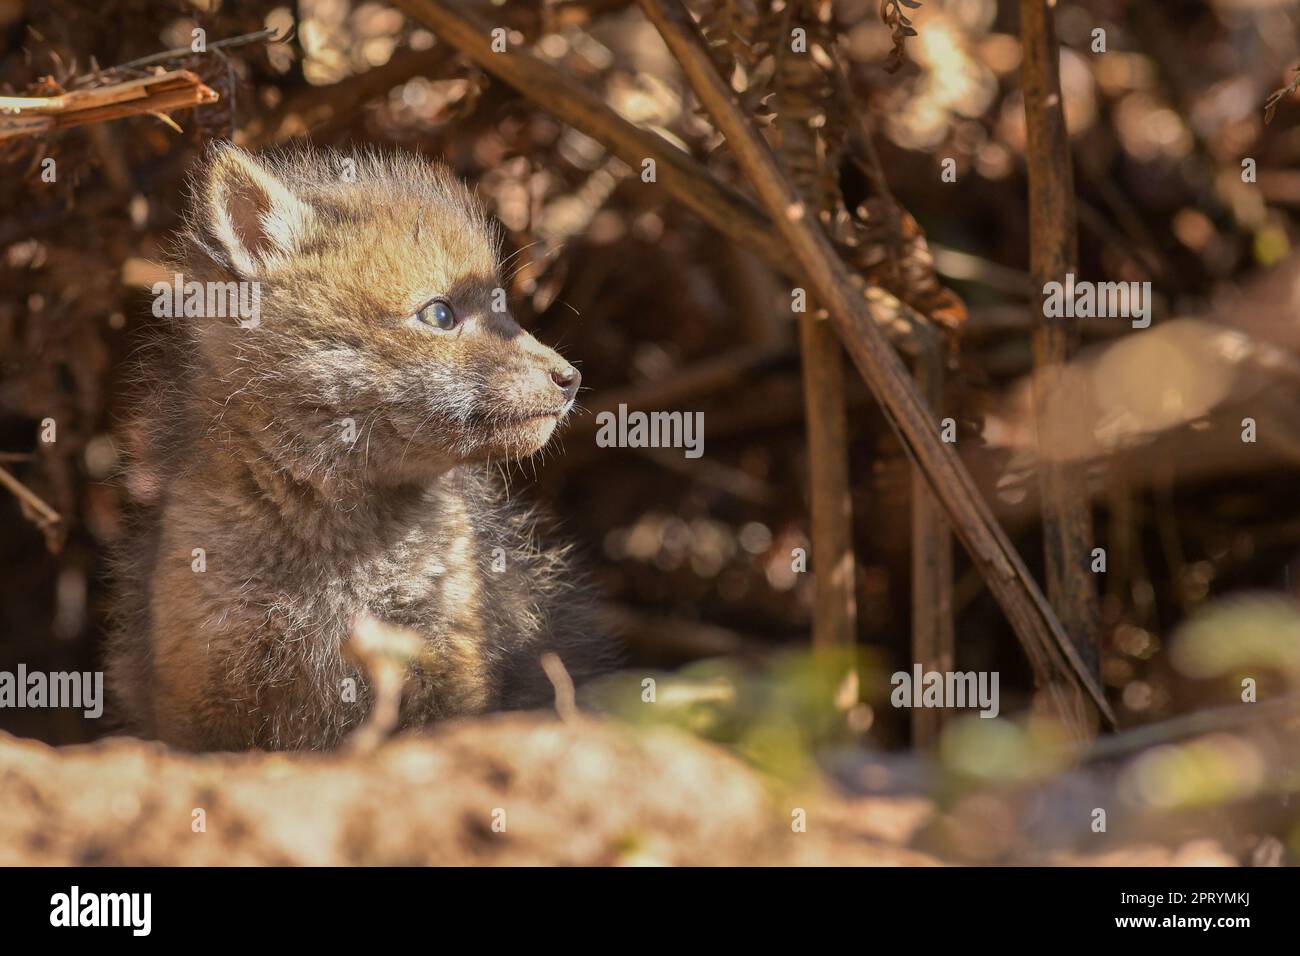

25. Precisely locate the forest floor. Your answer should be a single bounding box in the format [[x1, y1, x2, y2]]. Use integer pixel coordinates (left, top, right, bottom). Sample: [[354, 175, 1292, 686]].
[[0, 712, 1249, 866]]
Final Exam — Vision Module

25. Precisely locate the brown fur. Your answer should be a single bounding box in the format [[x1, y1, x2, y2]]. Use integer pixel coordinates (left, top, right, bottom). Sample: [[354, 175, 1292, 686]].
[[106, 144, 614, 751]]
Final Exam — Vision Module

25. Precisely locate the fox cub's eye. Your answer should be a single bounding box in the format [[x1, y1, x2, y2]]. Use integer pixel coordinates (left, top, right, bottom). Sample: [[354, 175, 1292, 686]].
[[415, 299, 457, 330]]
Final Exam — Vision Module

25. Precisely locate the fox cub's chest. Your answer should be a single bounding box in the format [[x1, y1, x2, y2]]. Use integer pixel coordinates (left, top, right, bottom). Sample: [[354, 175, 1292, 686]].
[[355, 519, 491, 629]]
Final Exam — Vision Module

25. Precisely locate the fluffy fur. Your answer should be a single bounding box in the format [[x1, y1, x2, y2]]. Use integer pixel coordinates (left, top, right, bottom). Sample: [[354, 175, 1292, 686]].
[[107, 144, 614, 751]]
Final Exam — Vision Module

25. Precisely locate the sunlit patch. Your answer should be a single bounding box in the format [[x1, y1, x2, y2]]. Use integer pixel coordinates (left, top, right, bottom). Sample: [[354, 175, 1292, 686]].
[[1121, 734, 1266, 810]]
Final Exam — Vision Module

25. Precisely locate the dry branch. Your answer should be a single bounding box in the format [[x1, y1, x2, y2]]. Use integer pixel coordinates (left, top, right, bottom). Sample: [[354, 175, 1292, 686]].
[[1085, 693, 1300, 763], [798, 313, 858, 652], [635, 0, 1114, 733], [910, 346, 954, 747], [0, 70, 218, 141], [1019, 0, 1102, 694], [771, 7, 857, 654]]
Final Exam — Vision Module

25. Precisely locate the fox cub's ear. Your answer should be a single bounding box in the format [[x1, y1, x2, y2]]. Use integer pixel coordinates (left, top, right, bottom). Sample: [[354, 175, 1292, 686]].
[[201, 144, 314, 276]]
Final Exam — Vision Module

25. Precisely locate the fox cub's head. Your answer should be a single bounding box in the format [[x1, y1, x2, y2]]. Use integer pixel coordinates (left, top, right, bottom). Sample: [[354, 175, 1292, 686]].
[[180, 144, 580, 481]]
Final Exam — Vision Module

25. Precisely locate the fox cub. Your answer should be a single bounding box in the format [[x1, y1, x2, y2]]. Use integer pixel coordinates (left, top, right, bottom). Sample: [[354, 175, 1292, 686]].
[[107, 144, 613, 751]]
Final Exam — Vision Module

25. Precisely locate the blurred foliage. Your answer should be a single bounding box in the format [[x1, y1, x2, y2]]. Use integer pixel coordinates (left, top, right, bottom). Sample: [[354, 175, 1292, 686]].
[[1173, 592, 1300, 686], [586, 645, 885, 781]]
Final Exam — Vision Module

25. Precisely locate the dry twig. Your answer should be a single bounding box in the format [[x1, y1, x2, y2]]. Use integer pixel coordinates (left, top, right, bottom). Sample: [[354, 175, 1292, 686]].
[[0, 464, 60, 526], [0, 70, 217, 141]]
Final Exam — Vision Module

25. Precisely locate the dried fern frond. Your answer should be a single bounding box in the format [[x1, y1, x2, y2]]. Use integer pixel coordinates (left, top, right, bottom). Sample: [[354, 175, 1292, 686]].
[[841, 199, 966, 337], [771, 1, 962, 333], [880, 0, 923, 74], [689, 0, 962, 334], [691, 0, 775, 125], [770, 0, 843, 211]]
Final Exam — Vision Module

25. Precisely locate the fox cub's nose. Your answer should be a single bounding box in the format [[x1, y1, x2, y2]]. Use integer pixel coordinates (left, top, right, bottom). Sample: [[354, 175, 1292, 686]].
[[551, 364, 581, 402]]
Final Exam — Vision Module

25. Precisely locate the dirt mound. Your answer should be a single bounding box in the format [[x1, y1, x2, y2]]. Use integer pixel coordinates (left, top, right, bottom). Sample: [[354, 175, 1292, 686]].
[[0, 713, 938, 866]]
